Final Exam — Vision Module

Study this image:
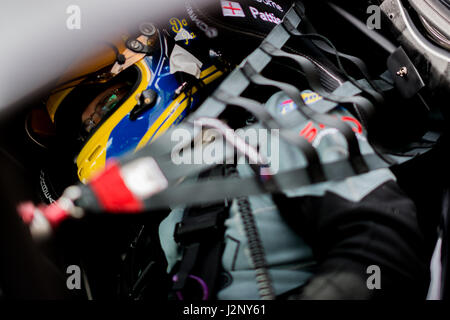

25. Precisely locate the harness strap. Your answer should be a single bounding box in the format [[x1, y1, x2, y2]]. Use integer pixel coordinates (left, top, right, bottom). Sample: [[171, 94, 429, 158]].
[[241, 59, 369, 174], [282, 7, 385, 104], [213, 89, 325, 182], [171, 166, 230, 300], [130, 153, 389, 211]]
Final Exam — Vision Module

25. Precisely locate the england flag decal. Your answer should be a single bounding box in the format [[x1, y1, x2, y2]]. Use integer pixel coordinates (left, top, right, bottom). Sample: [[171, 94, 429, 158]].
[[221, 1, 245, 18]]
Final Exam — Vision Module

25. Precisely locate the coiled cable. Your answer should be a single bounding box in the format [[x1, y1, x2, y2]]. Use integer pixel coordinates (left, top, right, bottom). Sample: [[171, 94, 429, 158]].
[[228, 165, 276, 300]]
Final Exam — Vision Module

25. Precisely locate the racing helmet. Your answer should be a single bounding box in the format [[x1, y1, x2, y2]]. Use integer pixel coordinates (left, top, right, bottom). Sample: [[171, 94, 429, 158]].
[[28, 21, 226, 194]]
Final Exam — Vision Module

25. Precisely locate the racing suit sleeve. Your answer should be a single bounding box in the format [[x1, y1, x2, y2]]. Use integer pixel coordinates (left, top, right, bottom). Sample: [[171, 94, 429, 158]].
[[280, 180, 429, 300]]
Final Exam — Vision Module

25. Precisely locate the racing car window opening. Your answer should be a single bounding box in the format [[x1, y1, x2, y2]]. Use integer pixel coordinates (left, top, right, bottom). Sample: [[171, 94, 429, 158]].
[[78, 66, 142, 143], [53, 64, 142, 155], [81, 84, 129, 134]]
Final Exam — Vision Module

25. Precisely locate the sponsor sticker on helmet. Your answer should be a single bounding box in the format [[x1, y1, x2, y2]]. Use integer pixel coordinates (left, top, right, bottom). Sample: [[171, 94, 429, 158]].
[[170, 17, 197, 45]]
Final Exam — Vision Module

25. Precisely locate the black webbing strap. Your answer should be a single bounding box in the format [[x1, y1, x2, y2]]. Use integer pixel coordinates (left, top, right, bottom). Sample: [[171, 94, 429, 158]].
[[282, 6, 385, 104], [258, 40, 377, 125], [172, 204, 228, 297], [292, 0, 306, 19], [327, 2, 397, 54], [172, 166, 230, 299], [172, 243, 199, 292]]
